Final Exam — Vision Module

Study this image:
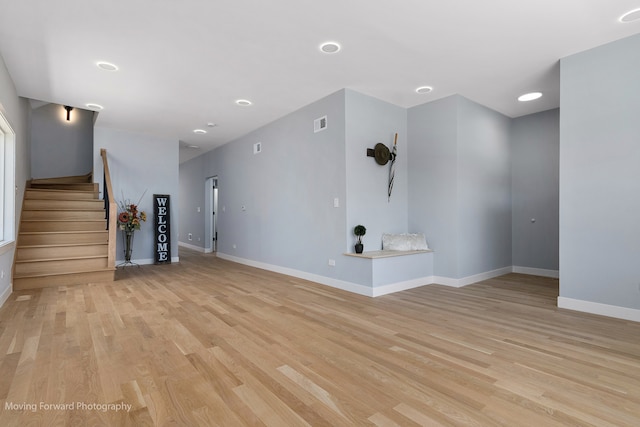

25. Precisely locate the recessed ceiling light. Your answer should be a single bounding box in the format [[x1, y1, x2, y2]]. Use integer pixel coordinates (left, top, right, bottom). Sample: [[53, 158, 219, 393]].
[[207, 122, 217, 128], [235, 99, 252, 106], [85, 103, 104, 111], [416, 86, 433, 94], [187, 145, 200, 149], [193, 129, 207, 134], [320, 42, 341, 54], [620, 8, 640, 22], [96, 61, 118, 71], [518, 92, 543, 102]]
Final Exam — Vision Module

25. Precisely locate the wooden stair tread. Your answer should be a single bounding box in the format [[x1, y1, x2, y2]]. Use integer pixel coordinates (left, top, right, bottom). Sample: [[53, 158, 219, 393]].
[[12, 269, 115, 290], [27, 191, 97, 195], [29, 183, 99, 191], [17, 243, 108, 249], [28, 191, 97, 194], [22, 218, 106, 223], [20, 230, 107, 234], [25, 198, 104, 205], [15, 254, 108, 263], [14, 267, 115, 279], [30, 173, 92, 183], [27, 187, 96, 192], [22, 210, 105, 213], [24, 205, 103, 208], [24, 200, 103, 204]]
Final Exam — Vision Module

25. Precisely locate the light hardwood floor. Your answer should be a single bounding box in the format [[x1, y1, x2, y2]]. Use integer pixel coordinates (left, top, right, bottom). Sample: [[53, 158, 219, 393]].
[[1, 249, 639, 426]]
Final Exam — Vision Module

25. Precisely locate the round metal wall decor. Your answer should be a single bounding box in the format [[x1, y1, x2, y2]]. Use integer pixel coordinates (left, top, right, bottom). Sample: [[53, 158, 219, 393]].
[[373, 143, 390, 165]]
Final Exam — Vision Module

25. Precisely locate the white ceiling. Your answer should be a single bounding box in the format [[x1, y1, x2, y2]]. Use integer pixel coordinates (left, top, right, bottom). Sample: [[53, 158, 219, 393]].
[[1, 1, 639, 163]]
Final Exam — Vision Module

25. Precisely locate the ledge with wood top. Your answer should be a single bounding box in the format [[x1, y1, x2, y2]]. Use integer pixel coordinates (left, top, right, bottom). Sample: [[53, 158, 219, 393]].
[[344, 249, 433, 259], [343, 248, 434, 293]]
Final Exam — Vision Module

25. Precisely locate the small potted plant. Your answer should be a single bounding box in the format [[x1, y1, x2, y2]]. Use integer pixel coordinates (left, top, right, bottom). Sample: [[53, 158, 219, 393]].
[[354, 224, 366, 254]]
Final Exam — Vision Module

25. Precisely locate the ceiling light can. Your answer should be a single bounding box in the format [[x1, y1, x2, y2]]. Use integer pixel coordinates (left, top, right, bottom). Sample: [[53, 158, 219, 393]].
[[96, 61, 118, 71], [85, 103, 104, 110], [518, 92, 543, 102], [235, 99, 252, 106], [619, 8, 640, 23], [320, 42, 341, 54], [193, 129, 207, 134], [416, 86, 433, 94]]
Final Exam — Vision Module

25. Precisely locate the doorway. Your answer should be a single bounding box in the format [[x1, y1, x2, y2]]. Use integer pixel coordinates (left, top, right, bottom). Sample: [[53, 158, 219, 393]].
[[205, 176, 218, 253]]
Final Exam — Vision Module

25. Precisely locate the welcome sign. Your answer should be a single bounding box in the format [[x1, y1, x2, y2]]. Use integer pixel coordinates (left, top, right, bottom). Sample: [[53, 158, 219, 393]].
[[153, 194, 171, 264]]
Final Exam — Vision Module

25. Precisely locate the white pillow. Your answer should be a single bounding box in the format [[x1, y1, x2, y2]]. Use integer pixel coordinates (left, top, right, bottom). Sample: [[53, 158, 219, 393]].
[[382, 233, 429, 251]]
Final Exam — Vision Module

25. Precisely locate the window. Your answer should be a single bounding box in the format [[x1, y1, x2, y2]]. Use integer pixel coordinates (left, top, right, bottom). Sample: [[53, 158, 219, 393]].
[[0, 110, 15, 246]]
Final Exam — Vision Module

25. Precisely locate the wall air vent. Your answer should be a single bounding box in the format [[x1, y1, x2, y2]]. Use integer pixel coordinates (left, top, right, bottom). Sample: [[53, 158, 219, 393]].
[[314, 115, 327, 133]]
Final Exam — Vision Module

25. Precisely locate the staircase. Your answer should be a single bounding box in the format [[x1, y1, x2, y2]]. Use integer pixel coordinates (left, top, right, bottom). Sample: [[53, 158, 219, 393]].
[[13, 174, 115, 290]]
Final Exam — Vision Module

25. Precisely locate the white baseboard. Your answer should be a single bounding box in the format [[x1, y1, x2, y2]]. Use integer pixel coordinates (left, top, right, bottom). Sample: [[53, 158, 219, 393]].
[[178, 241, 206, 253], [372, 276, 434, 297], [431, 276, 464, 288], [211, 257, 640, 322], [558, 297, 640, 322], [0, 284, 11, 308], [217, 252, 376, 296], [213, 255, 564, 298], [215, 253, 510, 297], [513, 266, 559, 278], [433, 266, 513, 288], [118, 256, 179, 266]]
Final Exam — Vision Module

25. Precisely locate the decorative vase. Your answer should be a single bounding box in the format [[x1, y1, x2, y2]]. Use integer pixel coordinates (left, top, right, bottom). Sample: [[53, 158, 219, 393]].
[[355, 243, 364, 254], [123, 230, 134, 262]]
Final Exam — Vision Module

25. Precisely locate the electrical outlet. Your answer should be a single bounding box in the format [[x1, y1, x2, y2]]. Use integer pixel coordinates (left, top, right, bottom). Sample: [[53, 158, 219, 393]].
[[197, 207, 201, 212], [328, 259, 336, 266], [188, 233, 193, 241]]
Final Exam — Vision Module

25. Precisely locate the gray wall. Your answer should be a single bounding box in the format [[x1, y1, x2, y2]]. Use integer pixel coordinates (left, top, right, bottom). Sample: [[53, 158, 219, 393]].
[[180, 89, 420, 287], [511, 108, 559, 271], [560, 34, 640, 310], [408, 96, 459, 277], [201, 90, 350, 280], [94, 127, 180, 264], [408, 95, 512, 279], [457, 97, 512, 277], [31, 103, 94, 179], [180, 90, 550, 288], [0, 54, 30, 304], [179, 154, 206, 247], [345, 89, 408, 251]]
